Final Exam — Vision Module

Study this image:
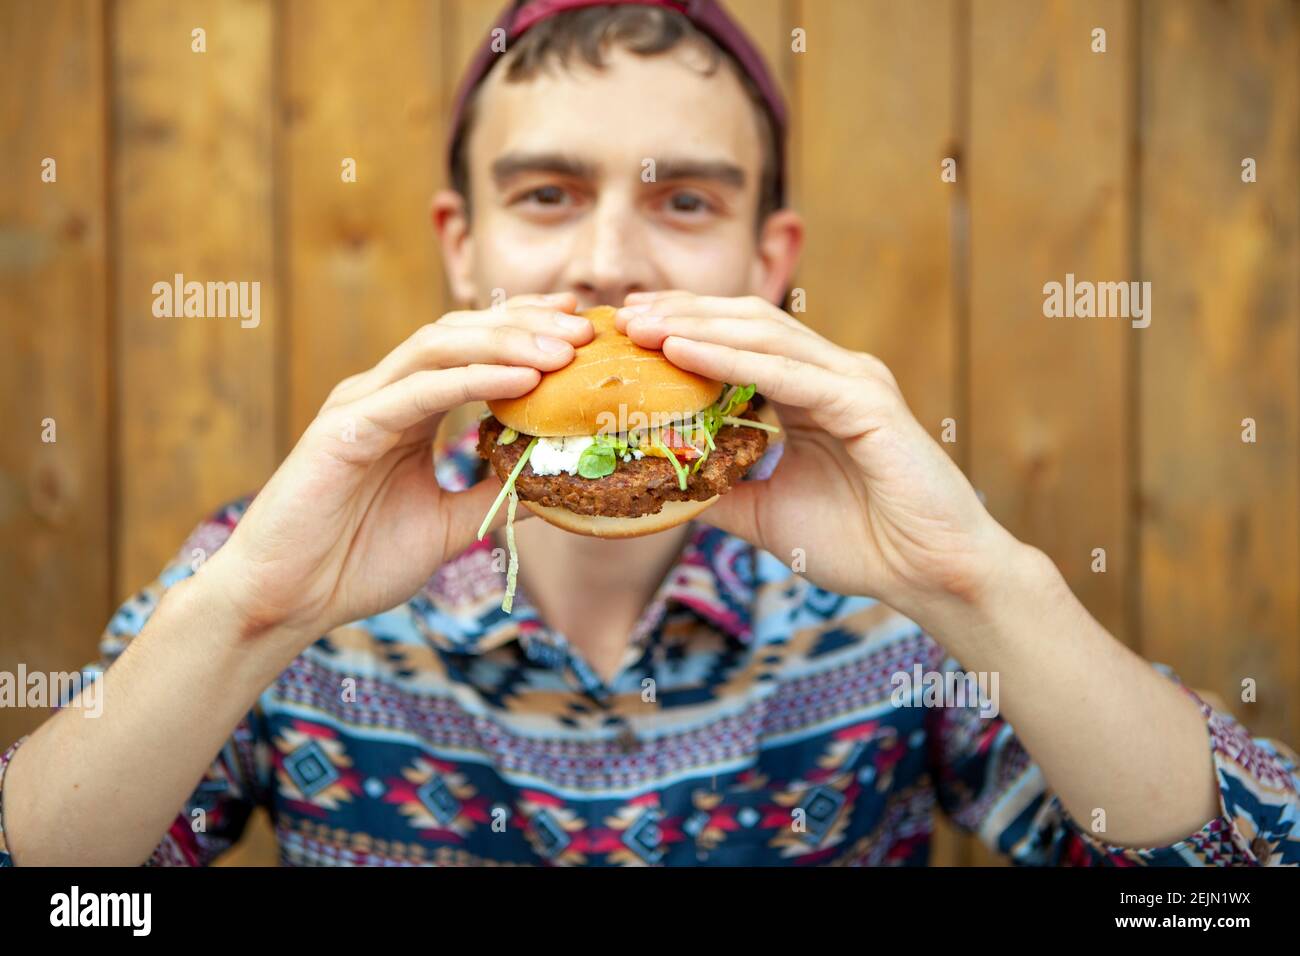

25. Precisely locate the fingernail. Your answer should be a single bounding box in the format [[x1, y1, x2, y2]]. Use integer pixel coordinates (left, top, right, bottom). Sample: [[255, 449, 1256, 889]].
[[535, 334, 570, 353], [629, 313, 662, 325], [555, 313, 588, 332], [619, 302, 657, 315]]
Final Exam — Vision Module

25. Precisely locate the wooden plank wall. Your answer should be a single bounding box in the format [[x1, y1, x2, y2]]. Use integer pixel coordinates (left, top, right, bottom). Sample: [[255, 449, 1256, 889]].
[[0, 0, 110, 736], [113, 0, 279, 595], [1, 0, 1297, 868], [1139, 0, 1299, 764]]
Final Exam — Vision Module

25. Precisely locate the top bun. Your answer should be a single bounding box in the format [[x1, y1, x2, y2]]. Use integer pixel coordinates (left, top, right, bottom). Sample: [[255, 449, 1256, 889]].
[[487, 305, 724, 437]]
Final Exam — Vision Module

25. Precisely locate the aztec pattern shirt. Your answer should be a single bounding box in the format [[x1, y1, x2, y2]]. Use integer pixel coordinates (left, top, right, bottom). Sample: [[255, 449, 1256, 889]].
[[2, 422, 1298, 867]]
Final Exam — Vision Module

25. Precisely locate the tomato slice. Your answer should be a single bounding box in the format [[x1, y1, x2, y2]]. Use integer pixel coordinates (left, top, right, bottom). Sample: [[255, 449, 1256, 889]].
[[661, 427, 702, 460]]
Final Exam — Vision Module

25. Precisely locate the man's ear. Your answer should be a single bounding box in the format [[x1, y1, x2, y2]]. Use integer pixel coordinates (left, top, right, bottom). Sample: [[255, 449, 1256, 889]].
[[432, 189, 476, 304], [751, 207, 805, 305]]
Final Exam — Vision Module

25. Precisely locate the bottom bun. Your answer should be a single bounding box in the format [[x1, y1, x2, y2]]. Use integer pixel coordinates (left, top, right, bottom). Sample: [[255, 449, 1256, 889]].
[[520, 495, 720, 539]]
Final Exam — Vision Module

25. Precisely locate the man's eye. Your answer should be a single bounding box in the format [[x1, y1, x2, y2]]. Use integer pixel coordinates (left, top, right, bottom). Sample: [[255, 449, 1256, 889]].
[[666, 191, 712, 214], [519, 185, 567, 206]]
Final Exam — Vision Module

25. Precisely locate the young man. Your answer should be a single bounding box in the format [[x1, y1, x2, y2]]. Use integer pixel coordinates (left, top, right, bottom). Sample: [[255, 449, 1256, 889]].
[[2, 0, 1296, 866]]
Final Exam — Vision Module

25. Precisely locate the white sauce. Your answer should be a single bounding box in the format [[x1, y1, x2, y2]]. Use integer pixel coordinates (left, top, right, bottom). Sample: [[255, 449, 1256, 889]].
[[527, 435, 648, 475], [527, 435, 595, 476]]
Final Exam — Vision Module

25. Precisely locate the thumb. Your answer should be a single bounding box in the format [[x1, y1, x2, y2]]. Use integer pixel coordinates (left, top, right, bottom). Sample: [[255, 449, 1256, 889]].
[[440, 475, 538, 558], [698, 480, 767, 551]]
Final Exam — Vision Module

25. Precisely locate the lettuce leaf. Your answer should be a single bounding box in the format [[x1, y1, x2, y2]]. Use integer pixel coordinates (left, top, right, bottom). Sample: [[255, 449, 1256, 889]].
[[477, 436, 539, 541], [502, 489, 521, 613], [653, 434, 689, 490], [578, 441, 617, 478]]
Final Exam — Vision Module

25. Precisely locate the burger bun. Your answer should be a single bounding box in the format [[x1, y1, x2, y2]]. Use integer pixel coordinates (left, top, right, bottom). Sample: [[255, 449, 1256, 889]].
[[487, 305, 723, 437]]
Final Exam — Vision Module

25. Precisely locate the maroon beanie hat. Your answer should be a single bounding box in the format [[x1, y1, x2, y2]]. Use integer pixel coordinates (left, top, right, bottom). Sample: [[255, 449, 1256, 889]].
[[446, 0, 789, 206]]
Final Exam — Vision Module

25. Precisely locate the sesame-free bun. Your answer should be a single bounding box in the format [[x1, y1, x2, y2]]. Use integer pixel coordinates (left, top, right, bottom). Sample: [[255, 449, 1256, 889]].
[[519, 495, 721, 539], [487, 305, 724, 437]]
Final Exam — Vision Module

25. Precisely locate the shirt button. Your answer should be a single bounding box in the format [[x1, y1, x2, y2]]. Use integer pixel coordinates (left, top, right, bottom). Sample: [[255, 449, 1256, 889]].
[[1250, 837, 1271, 863]]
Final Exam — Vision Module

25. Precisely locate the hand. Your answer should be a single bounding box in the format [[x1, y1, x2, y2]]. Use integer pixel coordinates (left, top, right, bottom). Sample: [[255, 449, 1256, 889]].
[[616, 292, 1022, 624], [201, 293, 593, 642]]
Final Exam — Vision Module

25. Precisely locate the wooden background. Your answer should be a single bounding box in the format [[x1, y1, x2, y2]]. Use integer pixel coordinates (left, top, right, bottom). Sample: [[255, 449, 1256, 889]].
[[2, 0, 1297, 867]]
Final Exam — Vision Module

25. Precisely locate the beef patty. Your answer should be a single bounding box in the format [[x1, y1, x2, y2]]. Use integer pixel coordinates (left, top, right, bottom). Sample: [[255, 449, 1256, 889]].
[[476, 409, 770, 518]]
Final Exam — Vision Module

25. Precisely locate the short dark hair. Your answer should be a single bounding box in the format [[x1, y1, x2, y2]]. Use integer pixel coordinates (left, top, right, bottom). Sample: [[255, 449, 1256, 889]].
[[449, 4, 781, 233]]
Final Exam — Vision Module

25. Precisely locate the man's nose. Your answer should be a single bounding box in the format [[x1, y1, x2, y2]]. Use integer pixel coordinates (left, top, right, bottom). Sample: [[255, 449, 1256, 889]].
[[565, 194, 656, 305]]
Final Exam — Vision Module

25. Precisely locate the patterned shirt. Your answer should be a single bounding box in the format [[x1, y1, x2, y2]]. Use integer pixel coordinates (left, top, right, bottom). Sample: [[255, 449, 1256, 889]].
[[2, 423, 1298, 867]]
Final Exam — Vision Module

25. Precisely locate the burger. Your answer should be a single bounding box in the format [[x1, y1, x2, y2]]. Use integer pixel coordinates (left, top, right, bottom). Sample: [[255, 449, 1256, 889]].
[[474, 305, 779, 607]]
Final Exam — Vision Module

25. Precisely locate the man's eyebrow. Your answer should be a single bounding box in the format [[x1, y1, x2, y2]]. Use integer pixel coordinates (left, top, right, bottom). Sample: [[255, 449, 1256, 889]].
[[489, 151, 747, 190], [653, 157, 746, 189], [491, 152, 597, 186]]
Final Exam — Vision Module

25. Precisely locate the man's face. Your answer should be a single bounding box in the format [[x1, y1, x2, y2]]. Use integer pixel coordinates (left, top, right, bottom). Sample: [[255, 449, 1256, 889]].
[[438, 43, 800, 310]]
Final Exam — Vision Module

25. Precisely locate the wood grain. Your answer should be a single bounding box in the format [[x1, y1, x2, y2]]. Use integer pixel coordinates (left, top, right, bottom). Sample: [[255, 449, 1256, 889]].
[[794, 0, 958, 450], [112, 0, 277, 592], [0, 0, 110, 748], [1138, 0, 1300, 745], [282, 0, 447, 441], [966, 0, 1134, 865]]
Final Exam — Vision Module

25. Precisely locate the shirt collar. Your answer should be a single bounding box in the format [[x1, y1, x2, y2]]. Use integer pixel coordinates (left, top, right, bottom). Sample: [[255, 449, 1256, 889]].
[[410, 419, 760, 657]]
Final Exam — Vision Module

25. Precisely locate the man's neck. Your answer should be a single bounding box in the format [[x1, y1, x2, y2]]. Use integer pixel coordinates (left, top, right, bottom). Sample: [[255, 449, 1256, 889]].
[[500, 515, 694, 684]]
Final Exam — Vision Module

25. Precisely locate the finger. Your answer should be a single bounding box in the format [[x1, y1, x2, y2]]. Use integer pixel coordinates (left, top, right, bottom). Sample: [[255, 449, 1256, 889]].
[[620, 298, 901, 395], [624, 288, 689, 306], [328, 310, 589, 407], [332, 364, 540, 445], [501, 291, 578, 311], [696, 478, 766, 550], [617, 294, 901, 386], [440, 304, 591, 337], [619, 314, 866, 378], [659, 336, 897, 440], [439, 474, 538, 558], [374, 323, 582, 386], [618, 293, 805, 332]]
